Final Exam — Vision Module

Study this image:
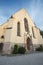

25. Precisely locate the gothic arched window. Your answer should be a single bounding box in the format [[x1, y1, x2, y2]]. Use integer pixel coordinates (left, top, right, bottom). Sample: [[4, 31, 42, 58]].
[[24, 18, 29, 32], [32, 27, 35, 38], [17, 22, 20, 36]]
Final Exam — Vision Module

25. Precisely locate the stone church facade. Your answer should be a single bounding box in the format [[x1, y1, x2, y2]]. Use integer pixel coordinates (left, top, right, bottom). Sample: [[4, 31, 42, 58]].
[[0, 9, 43, 54]]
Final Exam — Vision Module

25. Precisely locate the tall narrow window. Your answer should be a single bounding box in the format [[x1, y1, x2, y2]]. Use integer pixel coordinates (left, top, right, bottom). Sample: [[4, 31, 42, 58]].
[[24, 18, 29, 32], [32, 27, 35, 38], [17, 22, 20, 36]]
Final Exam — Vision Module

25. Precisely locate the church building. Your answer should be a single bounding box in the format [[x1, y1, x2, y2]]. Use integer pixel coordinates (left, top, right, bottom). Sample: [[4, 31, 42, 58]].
[[0, 8, 43, 54]]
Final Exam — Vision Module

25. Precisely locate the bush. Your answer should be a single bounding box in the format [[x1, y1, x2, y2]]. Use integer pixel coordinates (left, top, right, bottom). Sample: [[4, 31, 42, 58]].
[[12, 44, 18, 54], [18, 46, 26, 54], [36, 45, 43, 51], [0, 43, 3, 53], [12, 44, 26, 54]]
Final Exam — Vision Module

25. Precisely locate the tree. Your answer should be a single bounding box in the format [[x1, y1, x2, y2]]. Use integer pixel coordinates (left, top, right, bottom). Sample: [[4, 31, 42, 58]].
[[40, 30, 43, 38]]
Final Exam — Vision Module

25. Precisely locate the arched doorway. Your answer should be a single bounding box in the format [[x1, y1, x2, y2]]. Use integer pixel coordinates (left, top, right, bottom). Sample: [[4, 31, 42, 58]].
[[27, 37, 32, 50], [0, 43, 3, 53]]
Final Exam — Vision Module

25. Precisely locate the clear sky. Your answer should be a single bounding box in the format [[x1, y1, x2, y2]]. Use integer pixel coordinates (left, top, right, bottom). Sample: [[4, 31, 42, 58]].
[[0, 0, 43, 30]]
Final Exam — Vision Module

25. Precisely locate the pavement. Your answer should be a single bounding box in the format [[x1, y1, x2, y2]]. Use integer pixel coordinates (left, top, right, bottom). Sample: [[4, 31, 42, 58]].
[[0, 52, 43, 65]]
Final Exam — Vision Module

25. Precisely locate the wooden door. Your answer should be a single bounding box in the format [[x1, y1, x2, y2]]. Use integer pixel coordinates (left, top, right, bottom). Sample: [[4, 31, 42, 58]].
[[27, 37, 31, 50]]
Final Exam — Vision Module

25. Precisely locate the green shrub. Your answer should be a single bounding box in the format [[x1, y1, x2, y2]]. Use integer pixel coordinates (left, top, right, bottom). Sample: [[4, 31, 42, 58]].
[[18, 46, 26, 54], [36, 45, 43, 51], [12, 44, 26, 54], [12, 44, 18, 54]]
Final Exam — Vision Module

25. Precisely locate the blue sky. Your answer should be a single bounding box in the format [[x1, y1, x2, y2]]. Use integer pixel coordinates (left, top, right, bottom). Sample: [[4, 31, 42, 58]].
[[0, 0, 43, 30]]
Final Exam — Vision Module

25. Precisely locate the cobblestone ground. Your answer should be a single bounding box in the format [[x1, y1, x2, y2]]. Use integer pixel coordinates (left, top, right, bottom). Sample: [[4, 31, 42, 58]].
[[0, 52, 43, 65]]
